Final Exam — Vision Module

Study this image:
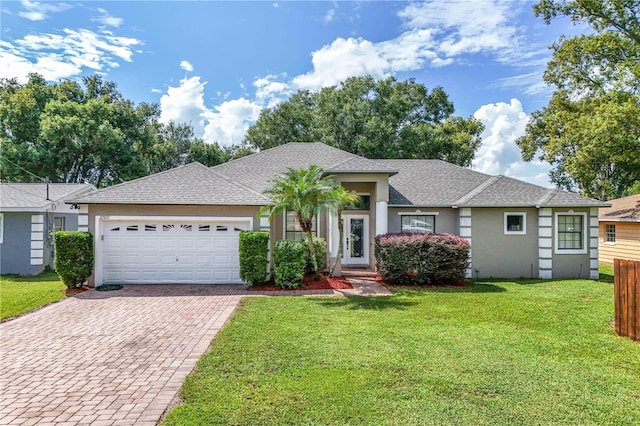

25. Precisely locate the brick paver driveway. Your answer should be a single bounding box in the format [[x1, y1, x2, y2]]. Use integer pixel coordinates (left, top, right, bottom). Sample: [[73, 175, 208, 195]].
[[0, 285, 245, 426]]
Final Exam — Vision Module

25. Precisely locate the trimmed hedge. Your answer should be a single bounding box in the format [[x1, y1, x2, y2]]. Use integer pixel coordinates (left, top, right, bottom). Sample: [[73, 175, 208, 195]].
[[273, 240, 306, 289], [305, 236, 328, 273], [53, 231, 94, 289], [374, 233, 469, 285], [239, 231, 269, 286]]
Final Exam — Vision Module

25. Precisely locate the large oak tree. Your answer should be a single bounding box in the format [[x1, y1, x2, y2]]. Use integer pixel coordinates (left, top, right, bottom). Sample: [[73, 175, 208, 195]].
[[517, 0, 640, 199]]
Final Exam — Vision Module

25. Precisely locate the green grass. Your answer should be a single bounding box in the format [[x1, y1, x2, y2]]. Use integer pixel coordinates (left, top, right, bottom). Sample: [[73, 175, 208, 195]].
[[0, 272, 66, 321], [599, 263, 614, 283], [164, 278, 640, 425]]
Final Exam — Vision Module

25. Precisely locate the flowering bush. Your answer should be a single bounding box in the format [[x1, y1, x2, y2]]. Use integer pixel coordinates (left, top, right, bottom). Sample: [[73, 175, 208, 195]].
[[374, 233, 469, 285]]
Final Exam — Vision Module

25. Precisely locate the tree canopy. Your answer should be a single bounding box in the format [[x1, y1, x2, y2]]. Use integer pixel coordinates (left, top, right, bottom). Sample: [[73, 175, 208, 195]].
[[245, 76, 484, 166], [517, 0, 640, 199], [0, 74, 240, 187]]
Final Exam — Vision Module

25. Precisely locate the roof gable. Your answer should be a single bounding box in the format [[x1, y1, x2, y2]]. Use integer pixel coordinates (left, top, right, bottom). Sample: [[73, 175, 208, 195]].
[[71, 163, 269, 205]]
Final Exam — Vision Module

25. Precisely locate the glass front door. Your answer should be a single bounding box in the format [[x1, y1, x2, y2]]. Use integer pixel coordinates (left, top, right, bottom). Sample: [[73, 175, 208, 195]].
[[343, 215, 369, 265]]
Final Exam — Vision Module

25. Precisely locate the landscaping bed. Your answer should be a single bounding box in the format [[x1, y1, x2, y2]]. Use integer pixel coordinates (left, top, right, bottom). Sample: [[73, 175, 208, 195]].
[[249, 272, 352, 291]]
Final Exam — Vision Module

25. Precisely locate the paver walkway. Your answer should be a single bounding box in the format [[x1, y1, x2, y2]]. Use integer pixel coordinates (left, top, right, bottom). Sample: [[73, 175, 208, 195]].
[[0, 278, 389, 425]]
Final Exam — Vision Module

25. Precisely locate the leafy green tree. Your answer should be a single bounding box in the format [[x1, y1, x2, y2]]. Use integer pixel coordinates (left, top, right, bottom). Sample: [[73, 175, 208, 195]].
[[245, 76, 483, 166], [259, 165, 341, 279], [517, 0, 640, 199]]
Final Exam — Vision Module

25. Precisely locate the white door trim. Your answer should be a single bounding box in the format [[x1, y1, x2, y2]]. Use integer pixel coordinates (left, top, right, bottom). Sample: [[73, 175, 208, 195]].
[[95, 215, 253, 286], [342, 214, 369, 265]]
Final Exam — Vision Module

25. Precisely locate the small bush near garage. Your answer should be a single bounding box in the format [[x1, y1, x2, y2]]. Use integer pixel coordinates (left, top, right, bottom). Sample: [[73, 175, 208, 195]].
[[273, 240, 306, 289], [305, 236, 328, 273], [54, 231, 94, 289], [239, 231, 269, 285], [375, 233, 469, 285]]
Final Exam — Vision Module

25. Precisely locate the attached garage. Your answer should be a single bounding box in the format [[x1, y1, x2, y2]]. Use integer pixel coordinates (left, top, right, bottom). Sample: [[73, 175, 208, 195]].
[[96, 216, 252, 285]]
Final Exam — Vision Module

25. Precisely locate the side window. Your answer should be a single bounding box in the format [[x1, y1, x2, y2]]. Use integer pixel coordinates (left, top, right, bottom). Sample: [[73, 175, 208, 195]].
[[285, 211, 316, 241], [605, 224, 616, 243], [54, 216, 66, 233], [504, 212, 526, 235], [555, 212, 587, 254]]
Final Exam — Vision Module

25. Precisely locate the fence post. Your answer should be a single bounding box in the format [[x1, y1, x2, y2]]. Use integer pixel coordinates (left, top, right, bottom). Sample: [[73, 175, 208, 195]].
[[614, 259, 640, 341]]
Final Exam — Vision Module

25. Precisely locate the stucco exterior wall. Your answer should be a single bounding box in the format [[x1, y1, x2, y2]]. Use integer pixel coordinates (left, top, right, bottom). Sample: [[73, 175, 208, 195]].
[[599, 221, 640, 264], [470, 208, 539, 278], [387, 207, 458, 234], [0, 213, 44, 275], [548, 208, 593, 279]]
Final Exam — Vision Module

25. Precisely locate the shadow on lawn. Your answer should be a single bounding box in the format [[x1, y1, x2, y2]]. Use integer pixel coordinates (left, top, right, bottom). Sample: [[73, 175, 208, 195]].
[[312, 296, 418, 311]]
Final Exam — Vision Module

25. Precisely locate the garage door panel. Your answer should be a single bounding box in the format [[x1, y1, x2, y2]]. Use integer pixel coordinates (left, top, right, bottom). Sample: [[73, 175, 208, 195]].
[[102, 219, 248, 284]]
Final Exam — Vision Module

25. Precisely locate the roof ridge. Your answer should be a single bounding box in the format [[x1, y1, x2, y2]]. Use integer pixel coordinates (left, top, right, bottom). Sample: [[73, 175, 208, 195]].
[[453, 175, 501, 207], [535, 188, 559, 207], [207, 168, 270, 202]]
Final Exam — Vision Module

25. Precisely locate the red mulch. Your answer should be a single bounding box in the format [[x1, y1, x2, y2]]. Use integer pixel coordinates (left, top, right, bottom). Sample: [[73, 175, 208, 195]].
[[249, 272, 352, 291], [62, 286, 90, 295], [375, 275, 471, 289]]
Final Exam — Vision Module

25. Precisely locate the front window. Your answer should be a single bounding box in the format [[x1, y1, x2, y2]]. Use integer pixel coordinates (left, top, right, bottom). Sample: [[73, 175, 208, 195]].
[[605, 224, 616, 243], [54, 216, 66, 233], [401, 215, 435, 233], [555, 213, 587, 254], [344, 195, 370, 211], [286, 211, 316, 241]]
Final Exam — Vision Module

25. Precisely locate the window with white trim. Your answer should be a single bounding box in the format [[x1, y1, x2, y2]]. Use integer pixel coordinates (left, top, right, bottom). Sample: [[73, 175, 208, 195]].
[[53, 216, 66, 233], [401, 215, 435, 233], [504, 212, 526, 235], [605, 224, 616, 243], [285, 211, 316, 241], [555, 212, 587, 254]]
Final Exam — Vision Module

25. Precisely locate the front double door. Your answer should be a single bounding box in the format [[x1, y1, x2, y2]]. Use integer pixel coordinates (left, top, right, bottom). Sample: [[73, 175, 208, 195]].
[[342, 214, 369, 265]]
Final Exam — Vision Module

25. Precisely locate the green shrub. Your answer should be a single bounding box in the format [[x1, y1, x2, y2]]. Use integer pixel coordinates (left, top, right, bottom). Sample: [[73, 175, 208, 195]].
[[53, 231, 94, 289], [305, 236, 328, 273], [273, 240, 306, 289], [239, 231, 270, 286], [374, 233, 469, 285]]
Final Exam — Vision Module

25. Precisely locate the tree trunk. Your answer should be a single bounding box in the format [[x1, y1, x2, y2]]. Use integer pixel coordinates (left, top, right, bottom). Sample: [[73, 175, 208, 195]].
[[329, 209, 345, 277], [305, 230, 322, 280]]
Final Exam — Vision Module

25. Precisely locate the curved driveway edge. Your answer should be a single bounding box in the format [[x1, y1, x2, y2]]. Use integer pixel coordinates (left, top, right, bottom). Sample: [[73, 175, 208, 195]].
[[0, 286, 243, 426]]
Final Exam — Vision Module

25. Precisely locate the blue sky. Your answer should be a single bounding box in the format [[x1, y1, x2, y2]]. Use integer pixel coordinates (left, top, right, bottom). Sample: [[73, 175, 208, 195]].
[[0, 1, 585, 187]]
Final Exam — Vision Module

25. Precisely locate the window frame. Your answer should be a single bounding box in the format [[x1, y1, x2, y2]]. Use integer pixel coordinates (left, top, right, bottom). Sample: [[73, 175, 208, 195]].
[[554, 212, 587, 255], [283, 210, 318, 241], [398, 212, 437, 234], [53, 216, 66, 233], [504, 212, 527, 235], [605, 224, 616, 244]]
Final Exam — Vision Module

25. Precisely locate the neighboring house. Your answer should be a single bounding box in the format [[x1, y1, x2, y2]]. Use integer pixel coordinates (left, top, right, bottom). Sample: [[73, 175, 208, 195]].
[[598, 194, 640, 264], [0, 183, 96, 275], [70, 143, 608, 286]]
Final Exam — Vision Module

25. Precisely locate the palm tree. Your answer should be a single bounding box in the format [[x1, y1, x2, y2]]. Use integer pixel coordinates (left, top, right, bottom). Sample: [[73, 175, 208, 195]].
[[260, 165, 340, 279]]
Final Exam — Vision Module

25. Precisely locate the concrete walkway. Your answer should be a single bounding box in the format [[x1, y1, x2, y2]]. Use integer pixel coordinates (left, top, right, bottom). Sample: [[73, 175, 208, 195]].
[[0, 277, 389, 425]]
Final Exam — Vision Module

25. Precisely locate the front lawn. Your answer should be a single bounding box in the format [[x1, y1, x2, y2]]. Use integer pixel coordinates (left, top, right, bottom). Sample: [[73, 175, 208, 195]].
[[0, 272, 66, 321], [164, 278, 640, 425]]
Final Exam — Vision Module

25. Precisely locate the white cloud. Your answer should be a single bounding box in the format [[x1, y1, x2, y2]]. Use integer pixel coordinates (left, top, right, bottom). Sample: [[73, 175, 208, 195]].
[[18, 0, 72, 21], [323, 8, 335, 24], [160, 76, 210, 135], [203, 98, 262, 146], [492, 71, 551, 96], [0, 29, 141, 82], [472, 99, 551, 187], [180, 60, 194, 72], [159, 76, 261, 146], [92, 8, 124, 28], [272, 2, 280, 8]]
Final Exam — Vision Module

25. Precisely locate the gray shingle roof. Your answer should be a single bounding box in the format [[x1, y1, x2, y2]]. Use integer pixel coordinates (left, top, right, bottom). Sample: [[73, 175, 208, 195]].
[[70, 142, 607, 208], [1, 183, 94, 211], [71, 163, 269, 205], [211, 142, 397, 194]]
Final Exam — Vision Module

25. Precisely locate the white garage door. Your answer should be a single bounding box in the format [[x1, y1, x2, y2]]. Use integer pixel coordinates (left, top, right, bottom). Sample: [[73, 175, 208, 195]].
[[101, 219, 251, 284]]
